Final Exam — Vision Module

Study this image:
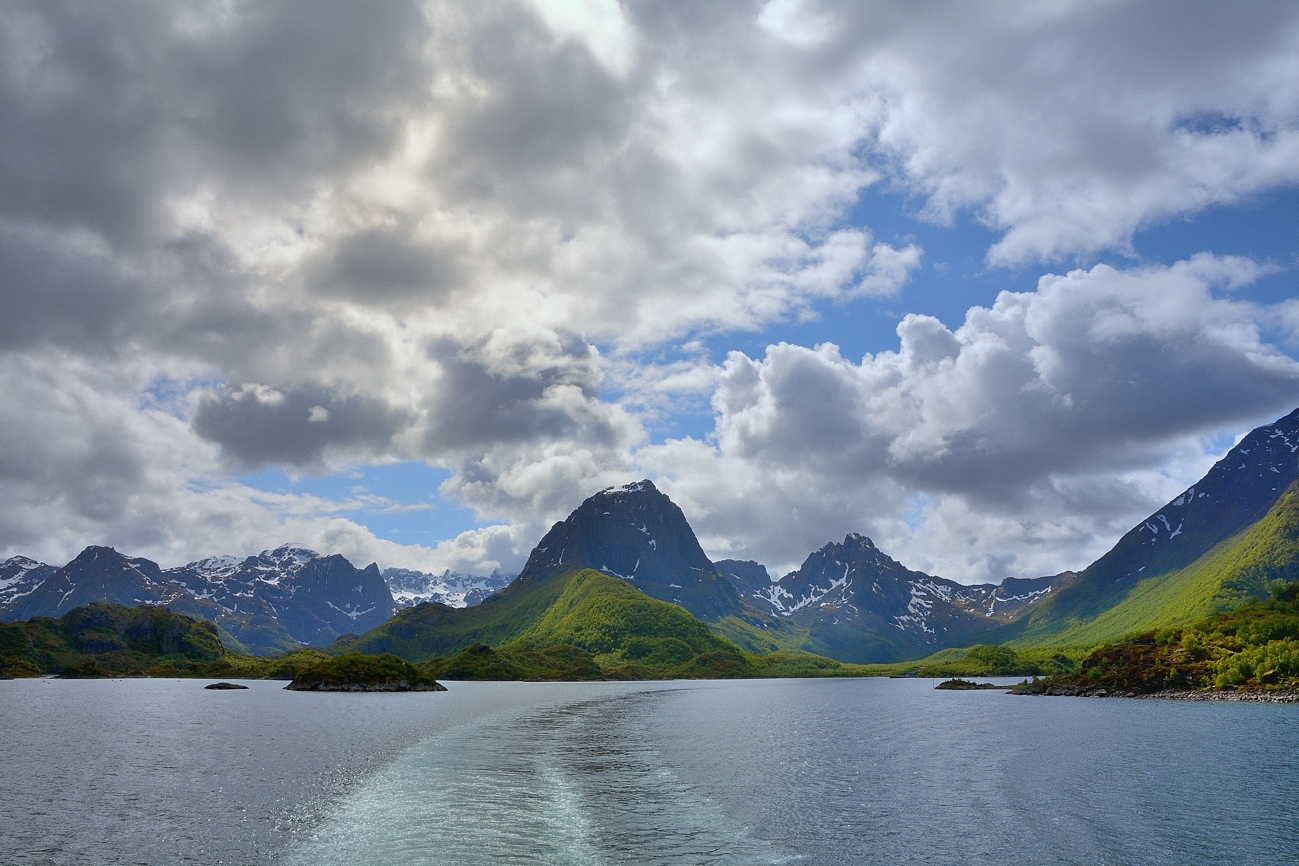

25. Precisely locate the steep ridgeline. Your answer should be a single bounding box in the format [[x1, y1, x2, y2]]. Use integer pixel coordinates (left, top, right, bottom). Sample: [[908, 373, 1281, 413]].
[[1004, 406, 1299, 646], [715, 560, 774, 597], [721, 534, 1071, 663], [0, 545, 396, 654], [167, 546, 395, 649], [1, 547, 186, 622], [383, 567, 515, 609], [514, 480, 749, 621], [0, 556, 57, 610]]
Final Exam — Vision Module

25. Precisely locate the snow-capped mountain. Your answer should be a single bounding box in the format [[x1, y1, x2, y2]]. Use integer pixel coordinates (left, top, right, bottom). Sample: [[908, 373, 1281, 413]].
[[1075, 407, 1299, 589], [719, 534, 1072, 662], [0, 556, 58, 609], [167, 545, 395, 648], [0, 544, 395, 654], [1, 546, 189, 623], [382, 567, 514, 609]]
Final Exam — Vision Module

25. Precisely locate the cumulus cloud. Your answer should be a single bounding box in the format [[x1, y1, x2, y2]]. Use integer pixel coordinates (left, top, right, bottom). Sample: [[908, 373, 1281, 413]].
[[1, 1, 1298, 580], [644, 256, 1299, 579]]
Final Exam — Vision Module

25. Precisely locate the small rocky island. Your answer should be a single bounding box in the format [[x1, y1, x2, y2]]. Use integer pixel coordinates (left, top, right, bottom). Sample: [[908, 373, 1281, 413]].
[[935, 678, 1004, 690], [285, 652, 448, 692]]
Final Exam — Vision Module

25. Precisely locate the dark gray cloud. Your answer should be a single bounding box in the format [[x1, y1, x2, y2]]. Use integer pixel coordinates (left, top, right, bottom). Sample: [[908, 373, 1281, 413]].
[[0, 2, 429, 243], [193, 383, 410, 468], [422, 333, 617, 453], [0, 229, 141, 350], [301, 220, 464, 305]]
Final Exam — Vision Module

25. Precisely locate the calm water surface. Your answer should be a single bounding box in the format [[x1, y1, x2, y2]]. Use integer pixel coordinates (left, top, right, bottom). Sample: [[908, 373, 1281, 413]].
[[2, 677, 1297, 865]]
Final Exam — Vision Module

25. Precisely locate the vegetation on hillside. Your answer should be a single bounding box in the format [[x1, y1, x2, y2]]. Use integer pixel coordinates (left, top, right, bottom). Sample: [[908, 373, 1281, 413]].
[[856, 644, 1087, 678], [1002, 481, 1299, 648], [0, 603, 225, 676], [505, 570, 734, 665], [346, 569, 872, 680], [1023, 582, 1299, 693], [286, 652, 446, 691], [0, 591, 873, 682]]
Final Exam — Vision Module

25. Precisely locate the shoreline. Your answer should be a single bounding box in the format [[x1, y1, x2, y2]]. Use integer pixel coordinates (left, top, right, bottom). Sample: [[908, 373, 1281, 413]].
[[1139, 689, 1299, 703], [1012, 683, 1299, 702]]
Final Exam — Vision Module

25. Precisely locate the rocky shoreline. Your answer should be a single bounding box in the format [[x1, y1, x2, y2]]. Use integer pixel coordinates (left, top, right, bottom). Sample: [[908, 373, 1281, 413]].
[[1010, 682, 1299, 702]]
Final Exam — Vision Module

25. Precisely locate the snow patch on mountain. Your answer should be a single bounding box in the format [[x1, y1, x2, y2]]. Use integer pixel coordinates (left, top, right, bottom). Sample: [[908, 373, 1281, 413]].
[[382, 567, 514, 609]]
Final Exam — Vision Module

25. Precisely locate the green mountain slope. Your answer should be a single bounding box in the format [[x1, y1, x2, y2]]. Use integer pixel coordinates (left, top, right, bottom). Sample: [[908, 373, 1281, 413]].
[[338, 567, 859, 679], [507, 569, 735, 666], [984, 408, 1299, 646], [1004, 480, 1299, 647], [343, 568, 732, 663]]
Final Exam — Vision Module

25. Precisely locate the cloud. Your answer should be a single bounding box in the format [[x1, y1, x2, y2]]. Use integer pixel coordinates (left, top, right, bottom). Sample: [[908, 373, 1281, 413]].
[[193, 382, 411, 469], [815, 1, 1299, 263], [643, 256, 1299, 579], [1, 1, 1298, 581]]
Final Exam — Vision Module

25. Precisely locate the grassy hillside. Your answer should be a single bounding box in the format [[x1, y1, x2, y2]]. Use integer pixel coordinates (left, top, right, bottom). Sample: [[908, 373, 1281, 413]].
[[341, 568, 873, 680], [851, 644, 1090, 678], [709, 609, 926, 663], [0, 601, 373, 680], [1022, 582, 1299, 693], [336, 569, 575, 660], [342, 568, 740, 664], [507, 569, 735, 667], [1001, 482, 1299, 648]]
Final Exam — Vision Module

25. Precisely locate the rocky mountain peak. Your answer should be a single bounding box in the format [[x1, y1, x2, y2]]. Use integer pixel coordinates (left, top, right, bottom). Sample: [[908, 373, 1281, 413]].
[[517, 479, 745, 620]]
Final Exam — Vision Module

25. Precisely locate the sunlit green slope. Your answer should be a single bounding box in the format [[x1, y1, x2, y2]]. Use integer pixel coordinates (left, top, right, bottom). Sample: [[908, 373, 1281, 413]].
[[1002, 481, 1299, 647]]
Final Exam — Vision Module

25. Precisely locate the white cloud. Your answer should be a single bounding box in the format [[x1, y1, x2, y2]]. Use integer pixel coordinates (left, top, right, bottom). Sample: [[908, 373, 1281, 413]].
[[642, 256, 1299, 579], [1, 2, 1298, 580]]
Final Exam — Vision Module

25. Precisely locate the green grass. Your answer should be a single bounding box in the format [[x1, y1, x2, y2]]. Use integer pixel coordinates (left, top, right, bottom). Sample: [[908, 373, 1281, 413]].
[[425, 643, 605, 681], [506, 569, 735, 666], [394, 569, 876, 680], [338, 570, 577, 660]]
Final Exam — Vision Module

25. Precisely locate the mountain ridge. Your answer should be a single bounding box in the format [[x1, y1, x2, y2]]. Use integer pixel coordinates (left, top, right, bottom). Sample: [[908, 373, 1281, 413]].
[[997, 406, 1299, 645]]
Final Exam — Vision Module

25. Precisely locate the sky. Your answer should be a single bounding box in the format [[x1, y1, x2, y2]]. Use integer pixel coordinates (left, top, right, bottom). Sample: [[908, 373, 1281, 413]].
[[3, 0, 1299, 583]]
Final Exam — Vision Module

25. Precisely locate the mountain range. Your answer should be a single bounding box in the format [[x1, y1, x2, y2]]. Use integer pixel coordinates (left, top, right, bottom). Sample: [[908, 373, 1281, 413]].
[[5, 406, 1299, 664], [0, 545, 511, 655]]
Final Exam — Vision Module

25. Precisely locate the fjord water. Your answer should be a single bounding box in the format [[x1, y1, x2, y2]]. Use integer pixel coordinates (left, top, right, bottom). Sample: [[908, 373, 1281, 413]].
[[3, 679, 1297, 865]]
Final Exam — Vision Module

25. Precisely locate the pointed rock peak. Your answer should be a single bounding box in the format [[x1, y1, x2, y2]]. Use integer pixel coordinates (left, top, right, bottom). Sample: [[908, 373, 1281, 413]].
[[597, 479, 660, 498], [843, 533, 877, 551], [3, 555, 47, 570], [69, 545, 124, 564], [517, 477, 743, 620]]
